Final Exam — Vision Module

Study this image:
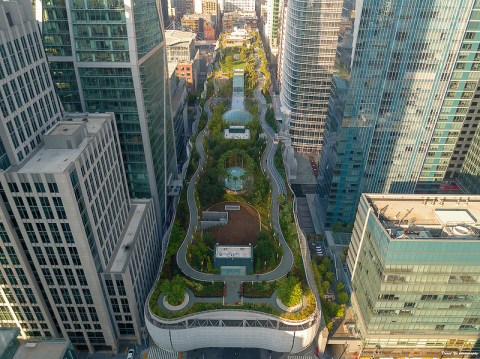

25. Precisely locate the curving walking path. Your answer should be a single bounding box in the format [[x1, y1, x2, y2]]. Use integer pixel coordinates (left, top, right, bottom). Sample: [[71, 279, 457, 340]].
[[176, 63, 293, 304]]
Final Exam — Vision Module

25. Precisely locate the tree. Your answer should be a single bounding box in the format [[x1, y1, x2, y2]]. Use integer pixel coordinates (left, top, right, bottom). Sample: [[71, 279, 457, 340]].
[[326, 272, 335, 282], [277, 277, 303, 307], [336, 282, 345, 292], [160, 276, 186, 305], [318, 263, 328, 275], [336, 305, 345, 318], [338, 291, 349, 305], [321, 256, 332, 268], [255, 231, 275, 270], [321, 280, 331, 294]]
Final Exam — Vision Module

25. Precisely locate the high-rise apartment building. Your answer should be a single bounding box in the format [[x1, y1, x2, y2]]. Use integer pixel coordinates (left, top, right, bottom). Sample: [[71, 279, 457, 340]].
[[0, 113, 161, 352], [35, 0, 178, 230], [320, 0, 480, 227], [264, 0, 282, 61], [0, 0, 62, 169], [347, 193, 480, 358], [279, 0, 342, 153]]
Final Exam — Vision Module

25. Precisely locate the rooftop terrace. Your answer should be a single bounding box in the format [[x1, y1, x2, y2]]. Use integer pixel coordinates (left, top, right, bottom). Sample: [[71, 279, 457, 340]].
[[366, 194, 480, 240]]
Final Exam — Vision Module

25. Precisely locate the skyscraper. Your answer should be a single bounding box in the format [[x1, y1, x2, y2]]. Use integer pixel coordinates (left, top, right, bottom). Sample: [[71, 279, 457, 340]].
[[320, 0, 480, 227], [0, 113, 161, 352], [458, 125, 480, 193], [264, 0, 282, 61], [0, 0, 62, 169], [35, 0, 178, 231], [279, 0, 342, 153], [0, 1, 163, 352], [346, 193, 480, 358]]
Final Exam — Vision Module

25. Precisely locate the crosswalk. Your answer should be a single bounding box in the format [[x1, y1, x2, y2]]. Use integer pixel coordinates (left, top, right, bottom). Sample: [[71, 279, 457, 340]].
[[147, 346, 179, 359]]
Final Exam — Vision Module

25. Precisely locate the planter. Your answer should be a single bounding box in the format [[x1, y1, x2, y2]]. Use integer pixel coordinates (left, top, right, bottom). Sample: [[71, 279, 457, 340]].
[[163, 292, 189, 311], [276, 297, 302, 313]]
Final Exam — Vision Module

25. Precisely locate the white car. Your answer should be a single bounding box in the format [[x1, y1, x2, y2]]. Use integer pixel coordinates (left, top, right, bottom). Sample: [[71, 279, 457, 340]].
[[127, 349, 135, 359]]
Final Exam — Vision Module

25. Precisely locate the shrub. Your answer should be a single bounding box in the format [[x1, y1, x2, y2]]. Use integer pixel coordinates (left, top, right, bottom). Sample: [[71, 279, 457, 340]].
[[326, 272, 335, 282], [243, 281, 277, 298], [321, 280, 331, 294], [336, 282, 345, 292], [338, 291, 349, 305], [277, 277, 303, 307], [160, 276, 186, 306]]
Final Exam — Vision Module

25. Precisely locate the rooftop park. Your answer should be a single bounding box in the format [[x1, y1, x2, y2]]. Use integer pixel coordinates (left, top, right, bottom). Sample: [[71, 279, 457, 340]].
[[147, 39, 318, 324]]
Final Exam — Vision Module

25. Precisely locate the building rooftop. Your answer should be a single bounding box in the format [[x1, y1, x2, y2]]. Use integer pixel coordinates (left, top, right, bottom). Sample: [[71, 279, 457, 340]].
[[224, 127, 250, 140], [215, 245, 252, 259], [13, 113, 112, 174], [165, 29, 196, 46], [108, 200, 149, 273], [365, 194, 480, 240], [13, 340, 70, 359]]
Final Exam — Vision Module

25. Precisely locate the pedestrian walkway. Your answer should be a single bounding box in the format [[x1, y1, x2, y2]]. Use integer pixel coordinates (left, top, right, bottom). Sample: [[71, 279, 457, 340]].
[[176, 93, 294, 285], [148, 346, 178, 359]]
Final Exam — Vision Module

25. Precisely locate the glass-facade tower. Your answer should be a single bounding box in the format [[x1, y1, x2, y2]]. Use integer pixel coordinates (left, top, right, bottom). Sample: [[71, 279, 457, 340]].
[[35, 0, 178, 230], [348, 194, 480, 358], [320, 0, 480, 227], [279, 0, 342, 153]]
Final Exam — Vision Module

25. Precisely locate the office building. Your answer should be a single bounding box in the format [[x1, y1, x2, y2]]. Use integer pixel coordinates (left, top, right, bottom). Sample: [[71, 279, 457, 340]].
[[181, 13, 216, 40], [222, 11, 257, 32], [458, 126, 480, 194], [0, 113, 161, 352], [201, 0, 219, 22], [0, 0, 63, 170], [168, 65, 188, 164], [347, 193, 480, 358], [320, 1, 480, 227], [264, 0, 282, 60], [224, 0, 254, 13], [165, 30, 196, 62], [168, 0, 194, 22], [279, 0, 342, 153], [35, 0, 178, 231], [165, 30, 199, 92]]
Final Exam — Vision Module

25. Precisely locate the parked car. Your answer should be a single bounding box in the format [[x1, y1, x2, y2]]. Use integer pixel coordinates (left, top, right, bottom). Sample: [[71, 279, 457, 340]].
[[127, 349, 135, 359]]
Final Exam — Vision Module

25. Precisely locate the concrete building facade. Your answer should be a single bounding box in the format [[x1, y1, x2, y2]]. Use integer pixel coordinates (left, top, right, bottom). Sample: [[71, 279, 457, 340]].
[[0, 0, 63, 170], [35, 0, 178, 232], [0, 114, 161, 352]]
